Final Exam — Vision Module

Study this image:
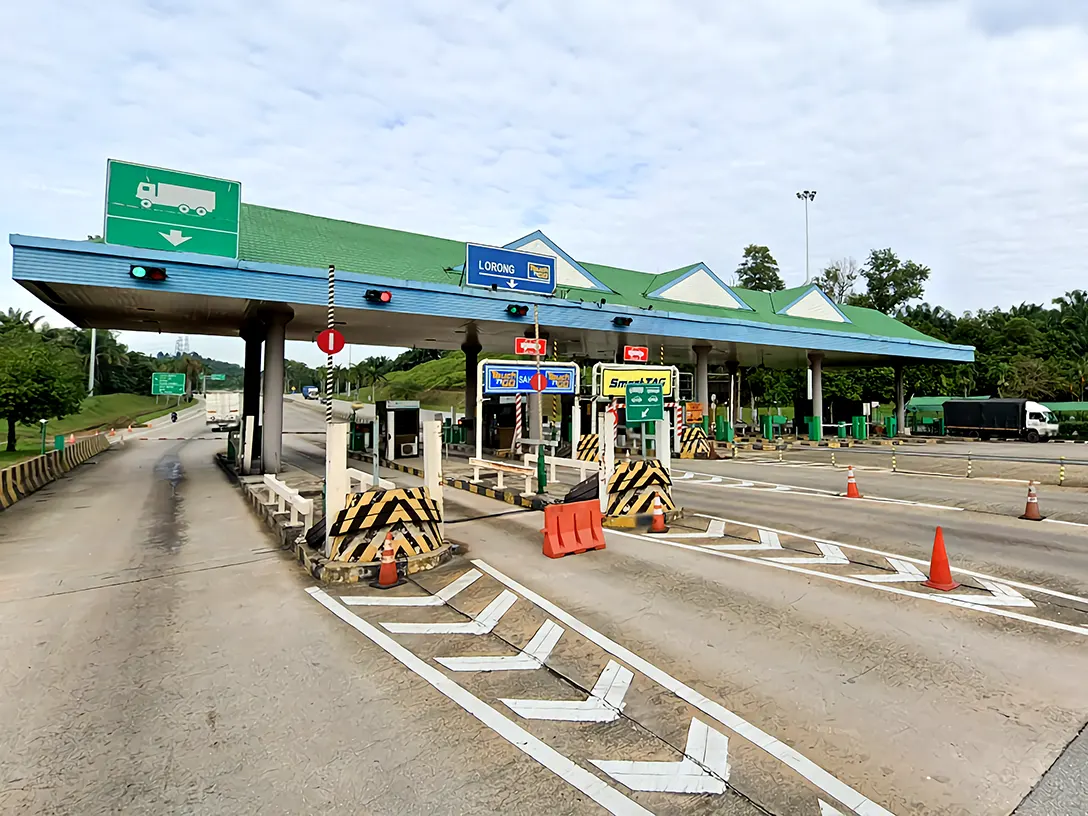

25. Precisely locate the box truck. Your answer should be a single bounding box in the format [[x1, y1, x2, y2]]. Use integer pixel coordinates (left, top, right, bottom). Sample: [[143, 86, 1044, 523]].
[[943, 398, 1059, 442]]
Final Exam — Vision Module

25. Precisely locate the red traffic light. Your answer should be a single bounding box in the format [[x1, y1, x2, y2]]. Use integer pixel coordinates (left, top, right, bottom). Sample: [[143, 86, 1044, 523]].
[[365, 289, 392, 304]]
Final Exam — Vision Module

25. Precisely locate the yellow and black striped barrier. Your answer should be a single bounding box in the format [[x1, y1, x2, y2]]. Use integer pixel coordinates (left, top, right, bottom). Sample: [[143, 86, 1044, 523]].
[[0, 434, 109, 512], [576, 434, 600, 462], [679, 426, 711, 459], [604, 459, 678, 527], [328, 486, 444, 563]]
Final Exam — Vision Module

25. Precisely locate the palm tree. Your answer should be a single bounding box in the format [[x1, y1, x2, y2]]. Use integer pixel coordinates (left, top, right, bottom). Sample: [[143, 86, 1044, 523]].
[[0, 308, 42, 332], [358, 357, 389, 401]]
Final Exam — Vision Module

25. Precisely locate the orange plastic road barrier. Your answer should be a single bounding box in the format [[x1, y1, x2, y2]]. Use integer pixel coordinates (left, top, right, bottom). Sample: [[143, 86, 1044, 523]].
[[1019, 482, 1045, 521], [648, 493, 668, 534], [845, 466, 863, 498], [922, 526, 960, 591], [543, 500, 606, 559], [370, 533, 406, 589]]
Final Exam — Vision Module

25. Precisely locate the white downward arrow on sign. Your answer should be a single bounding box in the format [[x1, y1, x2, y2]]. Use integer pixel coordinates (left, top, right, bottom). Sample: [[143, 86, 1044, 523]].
[[591, 718, 729, 793], [506, 279, 518, 288], [501, 659, 633, 722], [159, 229, 192, 247]]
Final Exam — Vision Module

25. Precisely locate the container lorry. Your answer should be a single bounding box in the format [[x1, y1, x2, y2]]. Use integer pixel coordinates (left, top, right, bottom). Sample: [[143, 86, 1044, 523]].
[[943, 398, 1059, 442], [205, 391, 242, 431]]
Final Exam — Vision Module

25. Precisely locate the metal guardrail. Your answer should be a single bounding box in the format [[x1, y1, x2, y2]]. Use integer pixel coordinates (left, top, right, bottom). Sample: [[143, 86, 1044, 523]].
[[522, 453, 599, 482], [261, 474, 315, 531]]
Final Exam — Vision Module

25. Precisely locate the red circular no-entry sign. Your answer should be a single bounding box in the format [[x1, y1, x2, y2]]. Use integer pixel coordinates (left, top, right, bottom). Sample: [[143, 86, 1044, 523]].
[[317, 328, 346, 355], [530, 372, 548, 392]]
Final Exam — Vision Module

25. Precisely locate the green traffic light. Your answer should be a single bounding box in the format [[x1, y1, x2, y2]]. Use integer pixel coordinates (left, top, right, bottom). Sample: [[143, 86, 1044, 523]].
[[131, 266, 147, 279]]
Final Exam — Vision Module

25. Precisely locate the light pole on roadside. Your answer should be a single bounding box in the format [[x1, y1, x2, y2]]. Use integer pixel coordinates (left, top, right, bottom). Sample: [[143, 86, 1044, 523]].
[[796, 190, 817, 284], [87, 328, 97, 396]]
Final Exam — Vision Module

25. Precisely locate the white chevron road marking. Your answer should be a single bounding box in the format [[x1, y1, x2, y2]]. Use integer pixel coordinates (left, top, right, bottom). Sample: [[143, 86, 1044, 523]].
[[770, 541, 849, 566], [437, 619, 564, 672], [381, 589, 517, 634], [705, 527, 785, 551], [853, 558, 927, 583], [501, 660, 633, 722], [341, 568, 482, 606], [591, 718, 730, 794]]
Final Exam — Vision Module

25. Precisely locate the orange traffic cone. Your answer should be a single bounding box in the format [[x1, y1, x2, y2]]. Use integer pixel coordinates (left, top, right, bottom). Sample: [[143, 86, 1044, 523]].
[[923, 526, 960, 591], [67, 434, 75, 444], [845, 466, 863, 498], [127, 425, 133, 434], [370, 533, 405, 589], [108, 428, 116, 437], [648, 493, 668, 534], [1018, 482, 1045, 521]]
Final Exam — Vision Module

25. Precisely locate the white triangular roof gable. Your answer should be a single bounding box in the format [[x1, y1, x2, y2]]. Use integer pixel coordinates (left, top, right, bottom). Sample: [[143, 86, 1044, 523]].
[[647, 264, 752, 310], [777, 286, 851, 323], [503, 231, 609, 291]]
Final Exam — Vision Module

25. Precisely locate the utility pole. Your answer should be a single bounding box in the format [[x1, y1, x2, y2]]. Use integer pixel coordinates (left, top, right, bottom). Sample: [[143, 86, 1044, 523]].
[[796, 190, 817, 284], [87, 328, 97, 396]]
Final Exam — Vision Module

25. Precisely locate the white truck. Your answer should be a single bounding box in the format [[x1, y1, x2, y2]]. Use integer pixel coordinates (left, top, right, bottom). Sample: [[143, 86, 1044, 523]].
[[135, 182, 216, 216], [205, 391, 242, 431]]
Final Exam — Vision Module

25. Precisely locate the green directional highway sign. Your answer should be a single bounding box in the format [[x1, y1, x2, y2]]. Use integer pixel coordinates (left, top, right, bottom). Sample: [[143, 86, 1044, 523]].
[[152, 372, 187, 396], [625, 382, 664, 423], [208, 373, 227, 381], [104, 160, 241, 258]]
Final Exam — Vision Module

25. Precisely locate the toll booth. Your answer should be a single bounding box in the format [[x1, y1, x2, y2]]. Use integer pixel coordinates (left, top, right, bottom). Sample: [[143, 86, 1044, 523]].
[[480, 395, 518, 451], [377, 399, 420, 459], [349, 403, 377, 453]]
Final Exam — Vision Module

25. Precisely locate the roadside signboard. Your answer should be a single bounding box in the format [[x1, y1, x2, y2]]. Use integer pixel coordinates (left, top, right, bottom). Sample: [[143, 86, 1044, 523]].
[[208, 373, 226, 381], [465, 244, 556, 295], [152, 372, 187, 396], [623, 345, 649, 363], [625, 383, 664, 423], [515, 337, 547, 356], [594, 364, 676, 399], [685, 402, 705, 424], [386, 400, 420, 409], [104, 160, 241, 258], [317, 328, 345, 355], [483, 363, 577, 395]]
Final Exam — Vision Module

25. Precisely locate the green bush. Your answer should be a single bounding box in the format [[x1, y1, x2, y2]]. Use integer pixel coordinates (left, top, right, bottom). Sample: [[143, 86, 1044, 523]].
[[1058, 420, 1088, 439]]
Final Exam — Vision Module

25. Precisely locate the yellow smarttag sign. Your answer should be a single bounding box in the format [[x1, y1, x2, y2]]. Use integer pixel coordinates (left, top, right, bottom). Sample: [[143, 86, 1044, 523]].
[[601, 367, 673, 398]]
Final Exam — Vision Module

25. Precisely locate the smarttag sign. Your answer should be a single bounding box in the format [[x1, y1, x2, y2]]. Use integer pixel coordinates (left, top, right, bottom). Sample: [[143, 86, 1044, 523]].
[[465, 244, 556, 295], [596, 365, 675, 398], [483, 363, 577, 395]]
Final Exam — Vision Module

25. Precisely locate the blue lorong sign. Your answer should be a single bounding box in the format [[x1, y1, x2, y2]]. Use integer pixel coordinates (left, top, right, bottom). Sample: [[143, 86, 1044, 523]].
[[483, 363, 577, 394], [465, 244, 556, 295]]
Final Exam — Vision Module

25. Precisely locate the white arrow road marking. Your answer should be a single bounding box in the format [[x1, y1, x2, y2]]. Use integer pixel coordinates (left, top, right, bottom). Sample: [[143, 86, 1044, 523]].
[[821, 802, 847, 815], [706, 527, 784, 552], [675, 471, 694, 480], [381, 589, 517, 634], [437, 619, 563, 672], [591, 718, 729, 794], [342, 568, 481, 606], [506, 279, 518, 288], [770, 541, 849, 566], [159, 229, 192, 246], [665, 518, 727, 539], [943, 580, 1036, 607], [853, 558, 927, 583], [307, 588, 652, 816], [501, 659, 633, 722]]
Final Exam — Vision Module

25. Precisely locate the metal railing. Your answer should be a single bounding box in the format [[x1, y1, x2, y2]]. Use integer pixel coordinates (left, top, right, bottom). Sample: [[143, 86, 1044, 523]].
[[261, 475, 315, 531]]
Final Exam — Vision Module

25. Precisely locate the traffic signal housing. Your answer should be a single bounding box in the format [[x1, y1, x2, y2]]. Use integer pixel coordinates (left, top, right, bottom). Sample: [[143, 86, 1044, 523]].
[[364, 289, 392, 304], [130, 265, 167, 281], [505, 304, 529, 318], [612, 316, 633, 327]]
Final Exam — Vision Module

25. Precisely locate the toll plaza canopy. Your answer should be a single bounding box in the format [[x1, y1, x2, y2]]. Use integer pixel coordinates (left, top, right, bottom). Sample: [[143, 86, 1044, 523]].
[[10, 201, 973, 368]]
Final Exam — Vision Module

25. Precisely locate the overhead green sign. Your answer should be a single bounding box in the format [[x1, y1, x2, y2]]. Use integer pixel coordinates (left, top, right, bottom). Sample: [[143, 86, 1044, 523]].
[[104, 160, 241, 258], [152, 372, 187, 396], [208, 374, 226, 381], [625, 382, 664, 423]]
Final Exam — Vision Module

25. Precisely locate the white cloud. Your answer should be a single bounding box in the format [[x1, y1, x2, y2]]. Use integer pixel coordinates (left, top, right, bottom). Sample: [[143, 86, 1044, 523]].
[[3, 0, 1088, 364]]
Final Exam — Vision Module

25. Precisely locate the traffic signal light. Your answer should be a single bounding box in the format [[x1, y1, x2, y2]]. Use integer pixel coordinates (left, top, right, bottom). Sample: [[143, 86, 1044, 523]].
[[364, 289, 392, 304], [505, 304, 529, 318], [130, 265, 167, 281], [612, 316, 633, 327]]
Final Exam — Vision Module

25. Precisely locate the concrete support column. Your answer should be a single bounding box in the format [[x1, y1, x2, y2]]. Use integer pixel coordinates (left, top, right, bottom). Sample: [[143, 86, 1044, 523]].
[[726, 361, 740, 426], [241, 323, 264, 427], [462, 341, 481, 446], [894, 364, 906, 435], [694, 344, 711, 408], [324, 422, 349, 556], [809, 352, 824, 426], [422, 419, 444, 523], [261, 311, 290, 474]]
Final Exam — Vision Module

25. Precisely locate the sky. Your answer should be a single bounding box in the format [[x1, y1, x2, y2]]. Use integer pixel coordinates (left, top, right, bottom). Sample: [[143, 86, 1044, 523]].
[[3, 0, 1088, 366]]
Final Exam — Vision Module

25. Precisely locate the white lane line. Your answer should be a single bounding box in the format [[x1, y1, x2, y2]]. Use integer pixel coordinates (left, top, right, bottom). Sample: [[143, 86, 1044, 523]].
[[501, 660, 633, 723], [472, 559, 895, 816], [1042, 517, 1088, 530], [703, 515, 1088, 607], [306, 588, 651, 816], [822, 802, 848, 815], [770, 541, 849, 566], [437, 619, 563, 672], [591, 718, 730, 794], [613, 531, 1088, 638], [381, 589, 516, 635], [341, 568, 482, 606], [852, 558, 927, 583]]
